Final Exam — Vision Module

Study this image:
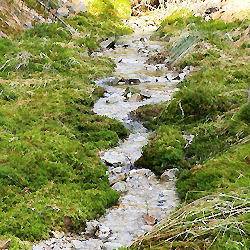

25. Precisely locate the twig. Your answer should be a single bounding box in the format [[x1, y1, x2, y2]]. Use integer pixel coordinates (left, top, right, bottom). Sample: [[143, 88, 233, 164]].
[[36, 0, 74, 35]]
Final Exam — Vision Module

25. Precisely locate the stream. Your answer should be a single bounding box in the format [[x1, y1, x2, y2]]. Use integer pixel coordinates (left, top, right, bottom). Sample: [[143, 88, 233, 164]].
[[33, 26, 187, 250]]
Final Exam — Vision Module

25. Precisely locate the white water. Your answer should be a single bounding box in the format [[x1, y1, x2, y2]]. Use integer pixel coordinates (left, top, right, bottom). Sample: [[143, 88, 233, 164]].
[[32, 31, 183, 250]]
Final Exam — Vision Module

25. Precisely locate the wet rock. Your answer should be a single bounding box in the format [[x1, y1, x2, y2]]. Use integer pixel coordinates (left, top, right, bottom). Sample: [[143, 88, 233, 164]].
[[205, 6, 219, 15], [112, 181, 128, 194], [100, 37, 116, 49], [118, 78, 141, 85], [52, 230, 65, 239], [103, 242, 123, 250], [110, 167, 122, 175], [32, 246, 43, 250], [23, 23, 34, 29], [85, 220, 99, 235], [109, 173, 126, 185], [129, 169, 155, 179], [128, 93, 141, 102], [63, 215, 72, 230], [107, 40, 117, 50], [141, 225, 153, 231], [57, 7, 69, 17], [165, 73, 179, 81], [205, 15, 211, 22], [179, 72, 187, 81], [128, 79, 141, 85], [142, 213, 156, 225], [109, 78, 121, 86], [72, 240, 86, 249], [77, 1, 87, 12], [95, 225, 111, 238], [140, 90, 151, 99], [160, 168, 179, 181], [75, 239, 103, 250], [172, 75, 181, 81], [106, 93, 124, 104]]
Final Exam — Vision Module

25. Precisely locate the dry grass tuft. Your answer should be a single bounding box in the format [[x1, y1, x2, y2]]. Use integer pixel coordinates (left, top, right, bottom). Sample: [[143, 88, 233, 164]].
[[132, 191, 250, 249]]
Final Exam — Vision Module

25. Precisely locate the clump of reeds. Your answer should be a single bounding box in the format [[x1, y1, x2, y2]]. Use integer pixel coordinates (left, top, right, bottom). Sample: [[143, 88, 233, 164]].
[[131, 191, 250, 249]]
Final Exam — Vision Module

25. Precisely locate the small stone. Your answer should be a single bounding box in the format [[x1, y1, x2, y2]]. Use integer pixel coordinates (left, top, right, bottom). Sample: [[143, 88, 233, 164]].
[[53, 245, 61, 250], [85, 220, 99, 235], [72, 240, 85, 248], [103, 242, 123, 250], [204, 6, 219, 15], [100, 37, 116, 49], [95, 225, 111, 238], [57, 7, 69, 18], [106, 93, 123, 104], [23, 23, 34, 29], [140, 90, 151, 99], [205, 15, 211, 22], [52, 231, 65, 239], [129, 169, 155, 179], [128, 93, 141, 102], [66, 3, 77, 13], [112, 181, 128, 194], [141, 225, 153, 231], [111, 167, 122, 174], [109, 173, 126, 185], [77, 1, 87, 12], [142, 213, 156, 225], [160, 168, 179, 181], [32, 246, 43, 250]]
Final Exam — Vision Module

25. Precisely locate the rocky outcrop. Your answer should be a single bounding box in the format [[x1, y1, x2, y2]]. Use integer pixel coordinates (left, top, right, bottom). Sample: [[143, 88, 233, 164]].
[[57, 0, 87, 17]]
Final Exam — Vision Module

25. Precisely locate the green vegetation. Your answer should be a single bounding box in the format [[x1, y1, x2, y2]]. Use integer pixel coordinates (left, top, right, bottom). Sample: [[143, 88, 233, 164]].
[[85, 0, 131, 18], [131, 10, 250, 249], [134, 125, 187, 175], [0, 1, 132, 248]]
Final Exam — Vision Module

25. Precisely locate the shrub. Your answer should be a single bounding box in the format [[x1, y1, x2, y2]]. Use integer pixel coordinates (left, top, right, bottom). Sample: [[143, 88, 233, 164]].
[[134, 125, 187, 175], [234, 103, 250, 124], [158, 85, 232, 124]]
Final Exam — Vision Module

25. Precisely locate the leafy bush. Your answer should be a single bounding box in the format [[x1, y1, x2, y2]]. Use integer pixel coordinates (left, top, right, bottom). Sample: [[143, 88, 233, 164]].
[[157, 85, 232, 125], [234, 103, 250, 124], [134, 125, 187, 175]]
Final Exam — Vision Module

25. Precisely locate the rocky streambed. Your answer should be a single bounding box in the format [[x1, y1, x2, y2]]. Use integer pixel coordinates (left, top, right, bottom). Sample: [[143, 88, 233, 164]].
[[32, 25, 192, 250]]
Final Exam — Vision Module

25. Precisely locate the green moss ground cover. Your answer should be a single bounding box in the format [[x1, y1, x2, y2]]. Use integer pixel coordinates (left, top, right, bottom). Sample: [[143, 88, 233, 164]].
[[0, 3, 132, 249], [130, 11, 250, 249]]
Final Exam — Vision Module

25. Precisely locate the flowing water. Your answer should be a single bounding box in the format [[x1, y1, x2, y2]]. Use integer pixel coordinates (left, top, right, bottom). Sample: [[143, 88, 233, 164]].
[[90, 32, 181, 248], [33, 30, 185, 250]]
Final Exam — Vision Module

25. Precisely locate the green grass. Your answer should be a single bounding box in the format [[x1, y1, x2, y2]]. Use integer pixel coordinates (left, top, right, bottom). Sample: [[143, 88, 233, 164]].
[[130, 10, 250, 250], [0, 3, 132, 248]]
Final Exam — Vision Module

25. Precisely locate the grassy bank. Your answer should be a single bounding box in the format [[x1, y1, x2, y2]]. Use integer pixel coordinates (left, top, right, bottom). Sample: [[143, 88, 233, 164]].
[[131, 10, 250, 249], [0, 2, 132, 248]]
